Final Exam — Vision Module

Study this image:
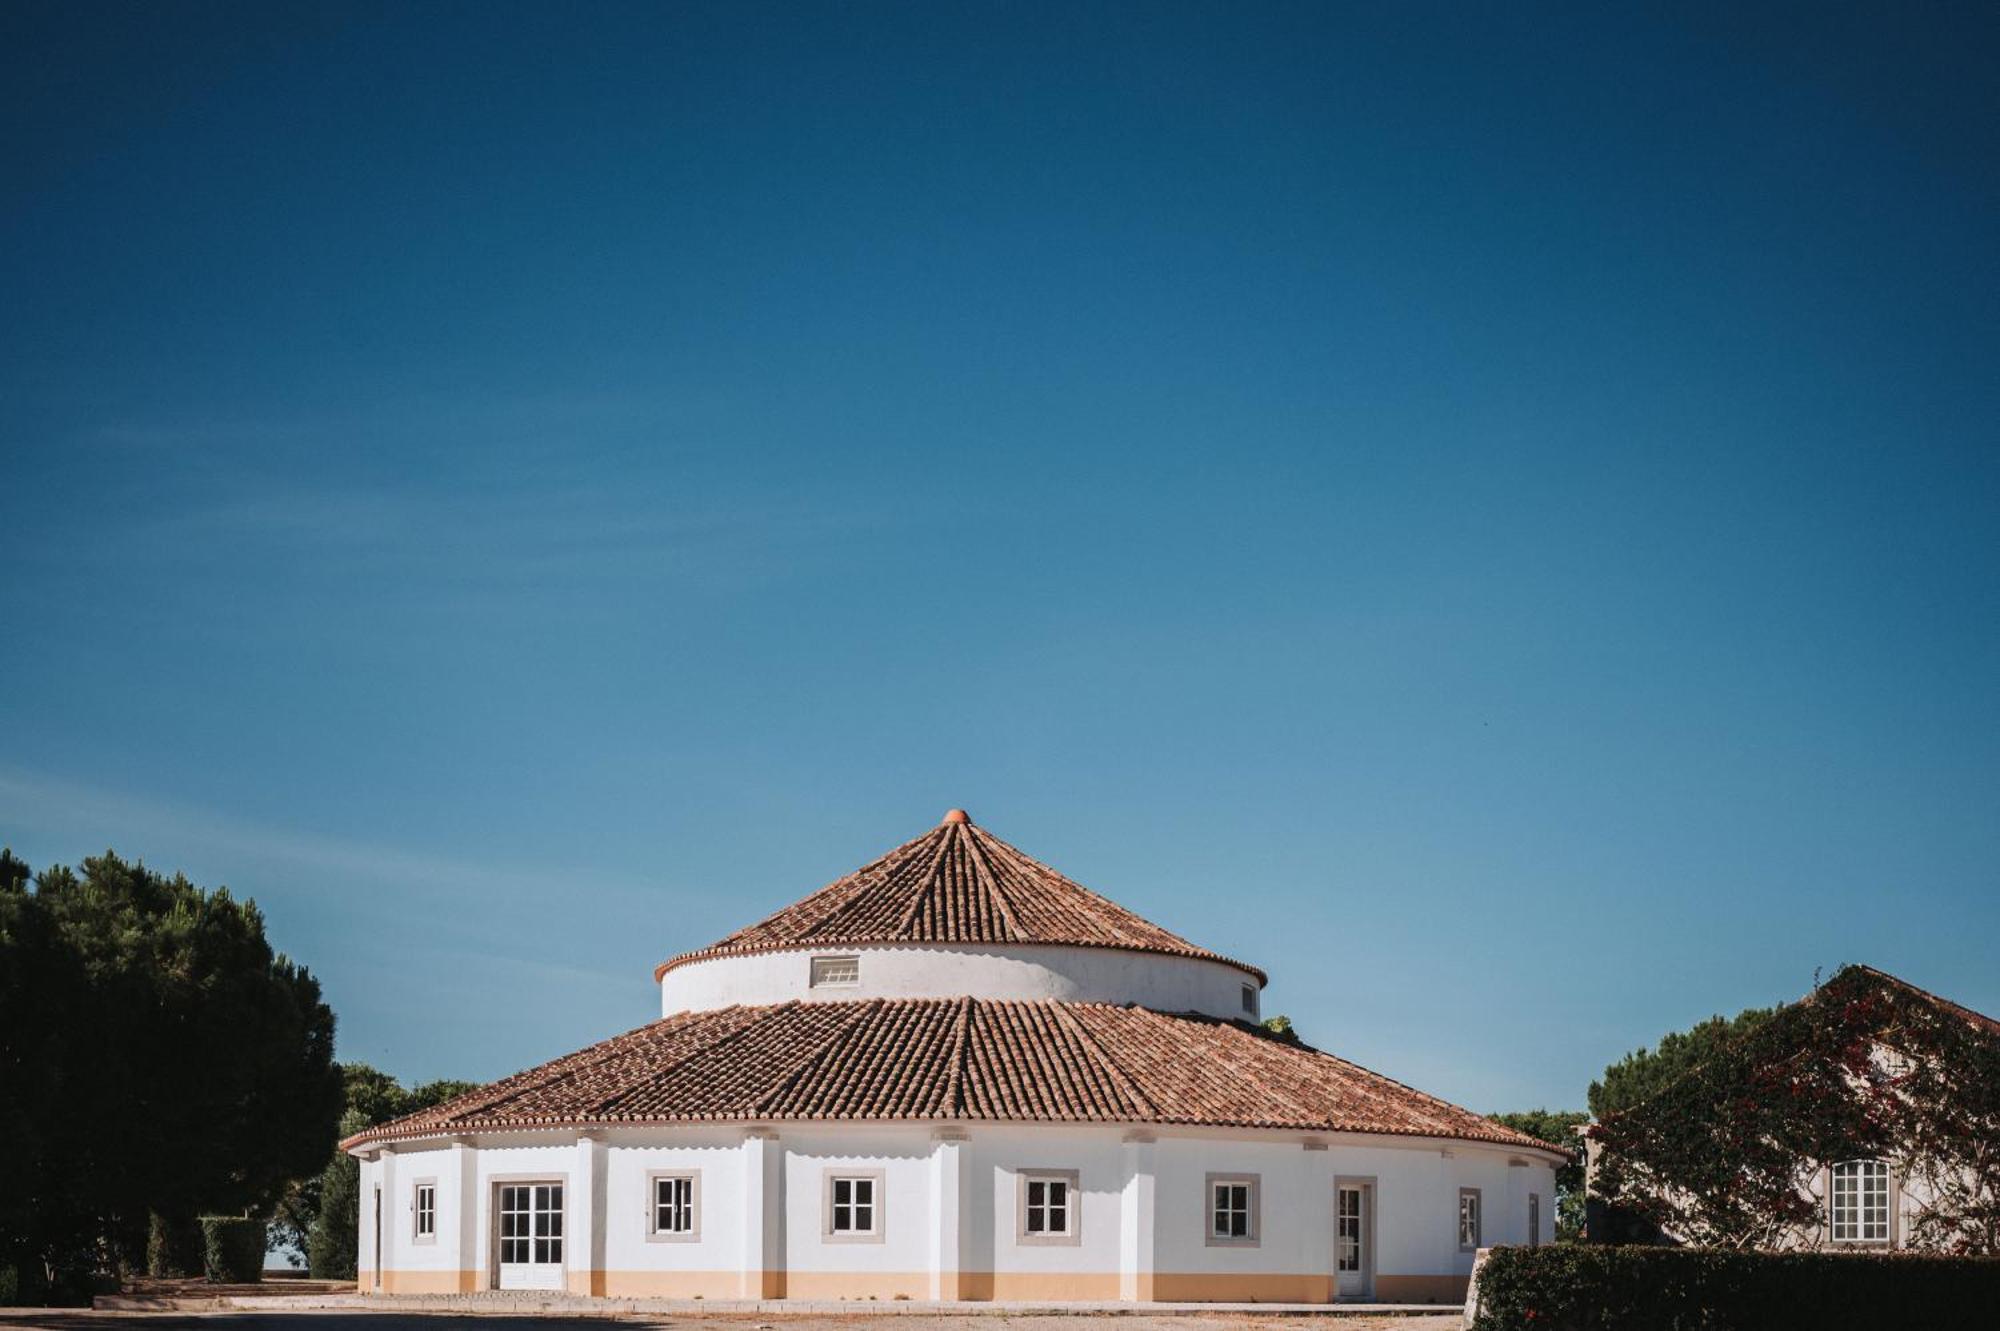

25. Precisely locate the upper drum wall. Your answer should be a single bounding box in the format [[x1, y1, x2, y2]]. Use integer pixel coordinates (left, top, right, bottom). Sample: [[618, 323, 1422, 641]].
[[660, 942, 1264, 1020]]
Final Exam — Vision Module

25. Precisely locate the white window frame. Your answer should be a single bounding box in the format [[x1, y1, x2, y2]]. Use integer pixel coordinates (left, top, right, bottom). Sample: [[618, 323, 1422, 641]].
[[1205, 1172, 1260, 1247], [1829, 1159, 1892, 1244], [412, 1178, 437, 1243], [647, 1170, 700, 1242], [823, 1169, 884, 1243], [1458, 1187, 1482, 1251], [1240, 983, 1259, 1017], [809, 954, 861, 988], [1016, 1169, 1081, 1245]]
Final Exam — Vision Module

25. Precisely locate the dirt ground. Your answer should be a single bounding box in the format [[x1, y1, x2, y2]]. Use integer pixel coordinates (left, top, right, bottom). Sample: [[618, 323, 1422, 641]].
[[0, 1316, 1464, 1331]]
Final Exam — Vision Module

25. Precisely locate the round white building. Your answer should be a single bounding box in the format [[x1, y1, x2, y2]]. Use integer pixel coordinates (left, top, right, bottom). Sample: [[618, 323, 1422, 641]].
[[347, 810, 1563, 1303]]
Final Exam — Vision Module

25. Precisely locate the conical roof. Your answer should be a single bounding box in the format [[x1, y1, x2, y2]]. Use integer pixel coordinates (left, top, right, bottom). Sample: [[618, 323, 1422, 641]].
[[655, 810, 1264, 984], [343, 996, 1566, 1159]]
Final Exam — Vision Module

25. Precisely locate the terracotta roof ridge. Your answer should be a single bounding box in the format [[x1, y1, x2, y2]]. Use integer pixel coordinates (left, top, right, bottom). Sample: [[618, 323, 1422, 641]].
[[944, 994, 972, 1118], [412, 1014, 683, 1131], [746, 998, 885, 1115], [726, 827, 940, 950], [803, 830, 943, 943], [1293, 1037, 1562, 1154], [1152, 1007, 1335, 1128], [972, 826, 1188, 951], [892, 824, 965, 938], [585, 1002, 806, 1118], [959, 823, 1027, 942], [1047, 999, 1159, 1118], [342, 1006, 720, 1148]]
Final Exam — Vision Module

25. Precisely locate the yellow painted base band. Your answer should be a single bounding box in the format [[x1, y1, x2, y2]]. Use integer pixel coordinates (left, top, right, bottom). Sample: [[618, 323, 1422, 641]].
[[374, 1269, 481, 1294], [779, 1271, 931, 1300], [958, 1273, 1124, 1300], [1150, 1273, 1332, 1303], [1374, 1273, 1471, 1303], [361, 1269, 1442, 1304]]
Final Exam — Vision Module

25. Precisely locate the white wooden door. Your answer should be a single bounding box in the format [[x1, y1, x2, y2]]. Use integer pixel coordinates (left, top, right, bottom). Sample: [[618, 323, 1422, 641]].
[[496, 1182, 566, 1290], [1336, 1183, 1371, 1299]]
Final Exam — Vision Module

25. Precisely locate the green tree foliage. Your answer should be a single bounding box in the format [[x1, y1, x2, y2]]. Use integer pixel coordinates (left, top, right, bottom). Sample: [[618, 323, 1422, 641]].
[[1588, 1005, 1775, 1118], [1489, 1109, 1590, 1241], [289, 1066, 478, 1278], [1589, 966, 2000, 1252], [1259, 1013, 1301, 1043], [0, 847, 343, 1302]]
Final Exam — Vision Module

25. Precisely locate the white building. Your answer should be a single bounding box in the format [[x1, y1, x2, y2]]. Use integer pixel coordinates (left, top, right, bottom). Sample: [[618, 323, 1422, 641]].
[[347, 810, 1562, 1303]]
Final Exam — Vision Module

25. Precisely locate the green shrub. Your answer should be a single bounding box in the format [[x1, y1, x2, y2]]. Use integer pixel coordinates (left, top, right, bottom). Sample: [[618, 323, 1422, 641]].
[[147, 1212, 205, 1277], [1473, 1245, 2000, 1331], [198, 1218, 267, 1285]]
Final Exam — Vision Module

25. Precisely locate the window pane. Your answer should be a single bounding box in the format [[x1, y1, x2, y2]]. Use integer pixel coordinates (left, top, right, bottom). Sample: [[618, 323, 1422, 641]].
[[835, 1179, 851, 1205]]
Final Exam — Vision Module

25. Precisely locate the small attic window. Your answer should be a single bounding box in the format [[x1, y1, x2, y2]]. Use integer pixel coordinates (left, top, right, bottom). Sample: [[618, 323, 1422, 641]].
[[1241, 984, 1258, 1017], [810, 954, 861, 988]]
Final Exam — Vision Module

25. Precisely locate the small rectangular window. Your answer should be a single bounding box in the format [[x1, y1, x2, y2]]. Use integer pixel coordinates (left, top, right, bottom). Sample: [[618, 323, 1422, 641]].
[[1017, 1169, 1080, 1244], [1459, 1188, 1482, 1251], [810, 954, 861, 987], [1206, 1173, 1260, 1246], [1528, 1193, 1541, 1248], [825, 1172, 882, 1240], [413, 1182, 435, 1239], [1241, 984, 1258, 1016], [649, 1172, 699, 1240]]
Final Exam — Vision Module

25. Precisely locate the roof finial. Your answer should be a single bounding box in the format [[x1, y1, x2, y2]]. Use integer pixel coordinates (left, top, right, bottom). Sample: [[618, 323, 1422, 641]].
[[942, 808, 971, 825]]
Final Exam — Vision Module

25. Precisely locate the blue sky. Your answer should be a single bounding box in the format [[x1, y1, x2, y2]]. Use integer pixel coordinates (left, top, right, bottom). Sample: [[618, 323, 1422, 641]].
[[3, 1, 1996, 1115]]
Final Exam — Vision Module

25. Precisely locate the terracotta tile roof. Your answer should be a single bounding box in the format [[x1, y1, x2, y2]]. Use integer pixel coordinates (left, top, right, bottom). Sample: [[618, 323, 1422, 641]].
[[342, 997, 1565, 1159], [654, 813, 1265, 984]]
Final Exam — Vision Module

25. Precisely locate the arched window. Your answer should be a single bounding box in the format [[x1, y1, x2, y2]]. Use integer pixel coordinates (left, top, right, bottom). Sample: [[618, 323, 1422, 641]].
[[1829, 1160, 1890, 1242]]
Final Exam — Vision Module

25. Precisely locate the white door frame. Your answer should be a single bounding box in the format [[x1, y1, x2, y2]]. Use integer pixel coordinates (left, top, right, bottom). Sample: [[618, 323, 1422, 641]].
[[489, 1173, 571, 1291], [1334, 1176, 1376, 1301]]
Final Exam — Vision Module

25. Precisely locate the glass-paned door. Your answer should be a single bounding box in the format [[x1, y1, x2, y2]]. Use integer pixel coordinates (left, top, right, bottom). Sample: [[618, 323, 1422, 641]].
[[496, 1182, 565, 1289], [1336, 1183, 1371, 1299]]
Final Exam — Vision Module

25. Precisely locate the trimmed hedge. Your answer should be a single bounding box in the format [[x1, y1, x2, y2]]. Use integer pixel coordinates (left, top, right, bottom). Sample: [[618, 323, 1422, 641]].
[[1472, 1245, 2000, 1331], [199, 1217, 267, 1284]]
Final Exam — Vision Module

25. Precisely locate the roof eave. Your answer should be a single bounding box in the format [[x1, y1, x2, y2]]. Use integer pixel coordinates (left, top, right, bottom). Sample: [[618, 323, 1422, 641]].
[[651, 936, 1269, 987]]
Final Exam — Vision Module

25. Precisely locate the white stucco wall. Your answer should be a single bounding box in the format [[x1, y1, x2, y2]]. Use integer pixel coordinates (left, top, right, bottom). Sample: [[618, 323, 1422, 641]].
[[660, 943, 1261, 1021], [600, 1128, 748, 1278], [359, 1122, 1560, 1301]]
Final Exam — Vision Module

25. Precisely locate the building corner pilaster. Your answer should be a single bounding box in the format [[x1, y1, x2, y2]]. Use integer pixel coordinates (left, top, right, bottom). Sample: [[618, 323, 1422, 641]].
[[929, 1127, 970, 1300], [452, 1137, 479, 1292], [740, 1127, 784, 1299], [1119, 1130, 1157, 1302]]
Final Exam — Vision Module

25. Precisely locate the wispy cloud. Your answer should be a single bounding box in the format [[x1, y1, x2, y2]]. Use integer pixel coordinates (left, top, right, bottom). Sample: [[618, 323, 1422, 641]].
[[0, 764, 650, 915]]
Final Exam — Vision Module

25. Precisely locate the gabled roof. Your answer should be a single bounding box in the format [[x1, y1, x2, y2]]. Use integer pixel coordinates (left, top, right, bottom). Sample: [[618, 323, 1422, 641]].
[[342, 997, 1564, 1159], [654, 811, 1265, 984], [1849, 965, 2000, 1037]]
